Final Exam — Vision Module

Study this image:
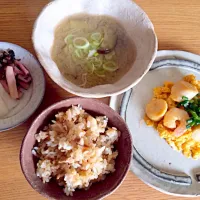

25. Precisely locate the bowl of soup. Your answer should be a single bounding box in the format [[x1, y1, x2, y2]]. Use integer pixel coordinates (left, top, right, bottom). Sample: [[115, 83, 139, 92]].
[[33, 0, 157, 98]]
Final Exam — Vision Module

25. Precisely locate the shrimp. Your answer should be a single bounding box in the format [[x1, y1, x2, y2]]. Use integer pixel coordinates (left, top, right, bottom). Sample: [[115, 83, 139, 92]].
[[171, 80, 198, 102], [163, 108, 189, 137], [145, 98, 168, 121]]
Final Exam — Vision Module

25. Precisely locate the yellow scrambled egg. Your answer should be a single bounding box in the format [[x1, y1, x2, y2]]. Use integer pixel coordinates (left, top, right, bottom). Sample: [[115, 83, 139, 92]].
[[144, 75, 200, 159]]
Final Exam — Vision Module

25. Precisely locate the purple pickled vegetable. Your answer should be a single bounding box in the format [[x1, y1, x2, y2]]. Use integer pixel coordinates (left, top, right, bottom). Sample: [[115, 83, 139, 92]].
[[6, 66, 19, 99], [15, 60, 29, 76], [13, 66, 24, 75], [18, 74, 32, 83], [0, 49, 32, 99], [18, 80, 30, 90]]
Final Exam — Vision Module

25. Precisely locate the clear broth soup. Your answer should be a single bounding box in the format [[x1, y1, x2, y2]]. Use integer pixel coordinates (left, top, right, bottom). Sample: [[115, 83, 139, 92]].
[[52, 14, 136, 88]]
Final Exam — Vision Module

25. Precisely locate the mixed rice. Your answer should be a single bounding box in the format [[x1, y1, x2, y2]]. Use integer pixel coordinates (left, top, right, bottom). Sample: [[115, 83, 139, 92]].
[[32, 105, 119, 196]]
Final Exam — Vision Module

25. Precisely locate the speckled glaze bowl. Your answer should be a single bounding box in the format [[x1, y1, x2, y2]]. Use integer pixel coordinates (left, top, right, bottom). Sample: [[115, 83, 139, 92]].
[[20, 97, 132, 200], [32, 0, 157, 98]]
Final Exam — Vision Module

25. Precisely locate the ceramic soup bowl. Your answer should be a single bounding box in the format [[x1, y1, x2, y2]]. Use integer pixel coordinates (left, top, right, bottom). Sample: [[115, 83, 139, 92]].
[[32, 0, 157, 98]]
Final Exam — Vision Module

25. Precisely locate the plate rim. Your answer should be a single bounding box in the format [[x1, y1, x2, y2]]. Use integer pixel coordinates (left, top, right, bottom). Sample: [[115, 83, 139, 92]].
[[110, 50, 200, 197], [0, 41, 45, 132]]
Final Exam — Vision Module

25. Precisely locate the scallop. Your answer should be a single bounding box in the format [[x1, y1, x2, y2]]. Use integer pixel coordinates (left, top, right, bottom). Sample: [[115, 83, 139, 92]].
[[145, 99, 168, 121], [171, 80, 198, 102]]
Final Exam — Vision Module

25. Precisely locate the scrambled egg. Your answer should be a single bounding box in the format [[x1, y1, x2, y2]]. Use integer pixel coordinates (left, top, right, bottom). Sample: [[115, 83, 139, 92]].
[[144, 75, 200, 159]]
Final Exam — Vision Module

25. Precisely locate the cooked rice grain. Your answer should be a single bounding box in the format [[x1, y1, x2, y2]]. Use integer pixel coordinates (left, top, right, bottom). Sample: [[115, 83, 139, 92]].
[[33, 105, 119, 196]]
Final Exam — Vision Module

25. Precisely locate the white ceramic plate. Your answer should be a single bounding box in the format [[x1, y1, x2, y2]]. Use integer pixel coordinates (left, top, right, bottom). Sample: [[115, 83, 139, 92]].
[[32, 0, 157, 98], [0, 42, 45, 131], [110, 50, 200, 197]]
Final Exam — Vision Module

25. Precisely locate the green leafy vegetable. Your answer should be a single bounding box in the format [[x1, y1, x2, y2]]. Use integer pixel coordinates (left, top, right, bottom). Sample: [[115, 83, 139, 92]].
[[179, 95, 200, 129], [187, 118, 194, 124], [182, 96, 188, 101], [187, 109, 200, 119]]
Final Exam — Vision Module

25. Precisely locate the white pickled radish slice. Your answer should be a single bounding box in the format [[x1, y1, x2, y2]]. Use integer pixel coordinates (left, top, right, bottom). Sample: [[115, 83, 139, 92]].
[[192, 125, 200, 142], [6, 66, 18, 99]]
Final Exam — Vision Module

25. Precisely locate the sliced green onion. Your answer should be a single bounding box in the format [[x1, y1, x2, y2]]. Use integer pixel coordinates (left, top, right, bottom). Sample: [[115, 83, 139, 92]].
[[105, 51, 115, 60], [73, 37, 90, 49], [103, 61, 118, 72], [93, 41, 101, 47], [88, 57, 103, 69], [64, 34, 75, 44], [95, 69, 106, 77], [94, 52, 99, 57], [91, 32, 102, 41], [83, 48, 90, 55], [91, 37, 104, 49], [75, 49, 85, 59], [87, 62, 95, 74]]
